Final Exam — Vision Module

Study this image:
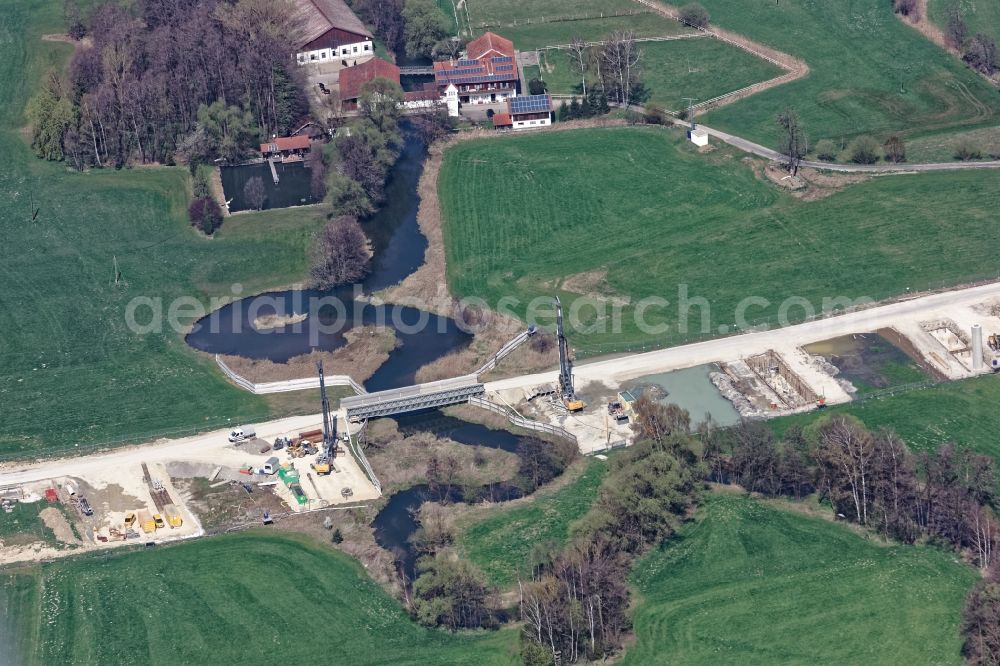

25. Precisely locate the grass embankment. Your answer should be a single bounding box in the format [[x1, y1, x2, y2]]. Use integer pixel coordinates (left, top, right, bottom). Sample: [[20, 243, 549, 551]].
[[695, 0, 1000, 146], [439, 127, 1000, 353], [457, 458, 607, 587], [0, 0, 328, 457], [533, 37, 783, 110], [624, 493, 975, 664], [774, 374, 1000, 463], [5, 533, 519, 665], [929, 0, 1000, 45]]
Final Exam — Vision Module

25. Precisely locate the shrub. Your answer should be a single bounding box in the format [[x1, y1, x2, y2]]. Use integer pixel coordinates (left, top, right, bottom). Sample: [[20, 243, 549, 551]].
[[963, 33, 998, 74], [814, 139, 838, 161], [528, 78, 547, 95], [644, 103, 668, 125], [192, 164, 213, 199], [883, 135, 906, 163], [679, 2, 710, 28], [955, 139, 983, 161], [188, 196, 223, 234], [848, 135, 881, 164], [893, 0, 918, 18], [331, 528, 344, 544]]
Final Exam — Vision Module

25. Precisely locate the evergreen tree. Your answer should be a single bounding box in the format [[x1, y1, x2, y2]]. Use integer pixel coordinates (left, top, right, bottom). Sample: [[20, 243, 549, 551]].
[[557, 100, 569, 121]]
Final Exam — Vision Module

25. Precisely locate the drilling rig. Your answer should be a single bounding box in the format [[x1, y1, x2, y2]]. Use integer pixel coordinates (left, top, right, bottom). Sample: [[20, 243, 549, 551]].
[[311, 360, 338, 475], [555, 296, 584, 412]]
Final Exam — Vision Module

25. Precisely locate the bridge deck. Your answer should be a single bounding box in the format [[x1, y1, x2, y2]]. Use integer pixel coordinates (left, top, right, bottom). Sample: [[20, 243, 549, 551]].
[[341, 374, 484, 421]]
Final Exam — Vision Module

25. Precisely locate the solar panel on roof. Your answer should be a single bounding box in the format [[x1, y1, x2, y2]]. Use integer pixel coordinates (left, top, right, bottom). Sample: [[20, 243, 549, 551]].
[[510, 95, 551, 114]]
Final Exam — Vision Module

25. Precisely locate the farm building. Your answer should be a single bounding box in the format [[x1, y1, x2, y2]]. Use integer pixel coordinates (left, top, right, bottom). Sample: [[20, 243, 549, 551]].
[[433, 31, 519, 106], [260, 135, 311, 159], [339, 57, 401, 110], [339, 58, 442, 111], [292, 0, 373, 66], [505, 95, 552, 130]]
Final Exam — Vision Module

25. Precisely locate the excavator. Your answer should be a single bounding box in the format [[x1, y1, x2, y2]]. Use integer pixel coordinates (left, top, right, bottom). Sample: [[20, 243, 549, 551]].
[[310, 361, 338, 475], [554, 296, 584, 412]]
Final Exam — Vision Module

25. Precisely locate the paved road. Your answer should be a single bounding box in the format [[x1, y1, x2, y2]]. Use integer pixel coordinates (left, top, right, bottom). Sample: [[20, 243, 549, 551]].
[[4, 281, 999, 483], [695, 120, 1000, 173], [622, 104, 1000, 173], [485, 280, 1000, 391]]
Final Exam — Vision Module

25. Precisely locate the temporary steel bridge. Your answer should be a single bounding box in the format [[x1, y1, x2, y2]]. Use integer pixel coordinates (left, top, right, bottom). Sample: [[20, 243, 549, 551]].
[[341, 374, 485, 422]]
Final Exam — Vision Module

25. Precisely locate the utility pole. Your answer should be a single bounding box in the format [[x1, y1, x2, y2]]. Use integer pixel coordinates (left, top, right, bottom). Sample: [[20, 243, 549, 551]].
[[682, 97, 698, 129]]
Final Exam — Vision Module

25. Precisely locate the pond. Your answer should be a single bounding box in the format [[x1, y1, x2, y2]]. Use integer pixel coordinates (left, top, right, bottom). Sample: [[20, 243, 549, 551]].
[[220, 160, 319, 212], [620, 364, 740, 427], [187, 128, 466, 391], [803, 332, 931, 394]]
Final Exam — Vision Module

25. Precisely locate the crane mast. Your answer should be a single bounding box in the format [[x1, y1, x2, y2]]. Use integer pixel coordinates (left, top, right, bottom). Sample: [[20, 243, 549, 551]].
[[554, 297, 584, 412], [317, 360, 337, 460]]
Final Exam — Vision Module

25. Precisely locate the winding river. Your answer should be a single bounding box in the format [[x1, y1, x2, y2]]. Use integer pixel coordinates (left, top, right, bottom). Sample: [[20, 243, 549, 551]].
[[186, 127, 470, 391]]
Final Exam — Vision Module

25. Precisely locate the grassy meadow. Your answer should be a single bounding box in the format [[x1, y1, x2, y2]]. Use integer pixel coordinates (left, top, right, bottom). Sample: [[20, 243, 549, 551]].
[[623, 493, 975, 664], [5, 533, 518, 665], [464, 0, 637, 28], [0, 0, 331, 456], [457, 458, 607, 587], [535, 36, 783, 110], [774, 373, 1000, 464], [694, 0, 1000, 147], [439, 127, 1000, 353], [498, 12, 690, 50]]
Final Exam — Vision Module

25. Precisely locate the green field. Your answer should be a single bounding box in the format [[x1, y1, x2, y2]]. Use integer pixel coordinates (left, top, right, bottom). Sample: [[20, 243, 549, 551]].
[[0, 0, 329, 456], [439, 127, 1000, 353], [694, 0, 1000, 147], [465, 0, 637, 28], [774, 374, 1000, 463], [498, 13, 690, 50], [929, 0, 1000, 43], [0, 571, 39, 666], [457, 458, 607, 587], [5, 533, 518, 665], [535, 37, 783, 110], [623, 493, 975, 664]]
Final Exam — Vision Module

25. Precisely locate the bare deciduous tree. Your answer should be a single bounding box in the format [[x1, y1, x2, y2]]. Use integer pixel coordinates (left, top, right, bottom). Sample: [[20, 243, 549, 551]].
[[600, 31, 642, 107], [776, 108, 808, 175], [567, 36, 589, 96], [308, 215, 372, 289], [243, 175, 266, 211]]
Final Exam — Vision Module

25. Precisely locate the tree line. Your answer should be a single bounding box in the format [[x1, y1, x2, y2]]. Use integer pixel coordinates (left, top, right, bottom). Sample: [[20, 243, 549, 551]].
[[350, 0, 456, 61], [29, 0, 309, 169]]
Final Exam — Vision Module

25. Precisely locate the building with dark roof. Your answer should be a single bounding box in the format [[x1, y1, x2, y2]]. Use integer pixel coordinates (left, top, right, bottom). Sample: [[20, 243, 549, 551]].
[[505, 94, 552, 130], [293, 0, 374, 65], [433, 31, 519, 107]]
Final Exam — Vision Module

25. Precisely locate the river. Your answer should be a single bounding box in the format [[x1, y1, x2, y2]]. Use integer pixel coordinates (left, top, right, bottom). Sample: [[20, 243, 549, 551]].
[[186, 128, 471, 391]]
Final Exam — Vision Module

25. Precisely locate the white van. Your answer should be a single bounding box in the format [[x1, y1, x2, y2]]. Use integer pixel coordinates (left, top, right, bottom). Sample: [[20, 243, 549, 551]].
[[262, 457, 280, 475], [228, 425, 256, 443]]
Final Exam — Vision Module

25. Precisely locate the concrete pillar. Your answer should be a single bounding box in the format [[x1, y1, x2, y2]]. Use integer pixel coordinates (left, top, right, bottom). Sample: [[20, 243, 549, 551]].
[[971, 324, 984, 370]]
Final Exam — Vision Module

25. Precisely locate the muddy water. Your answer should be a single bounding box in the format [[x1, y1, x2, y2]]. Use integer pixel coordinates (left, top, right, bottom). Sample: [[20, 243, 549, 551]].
[[371, 410, 528, 580], [620, 364, 740, 427], [804, 332, 930, 393]]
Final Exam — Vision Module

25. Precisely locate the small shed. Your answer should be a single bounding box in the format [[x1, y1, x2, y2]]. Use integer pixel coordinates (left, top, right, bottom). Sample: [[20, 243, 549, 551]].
[[689, 127, 709, 147], [618, 390, 639, 418]]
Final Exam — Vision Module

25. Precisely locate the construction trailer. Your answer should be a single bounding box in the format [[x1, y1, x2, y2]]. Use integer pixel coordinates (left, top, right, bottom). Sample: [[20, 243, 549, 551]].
[[554, 296, 584, 412], [138, 510, 156, 534], [163, 504, 183, 528]]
